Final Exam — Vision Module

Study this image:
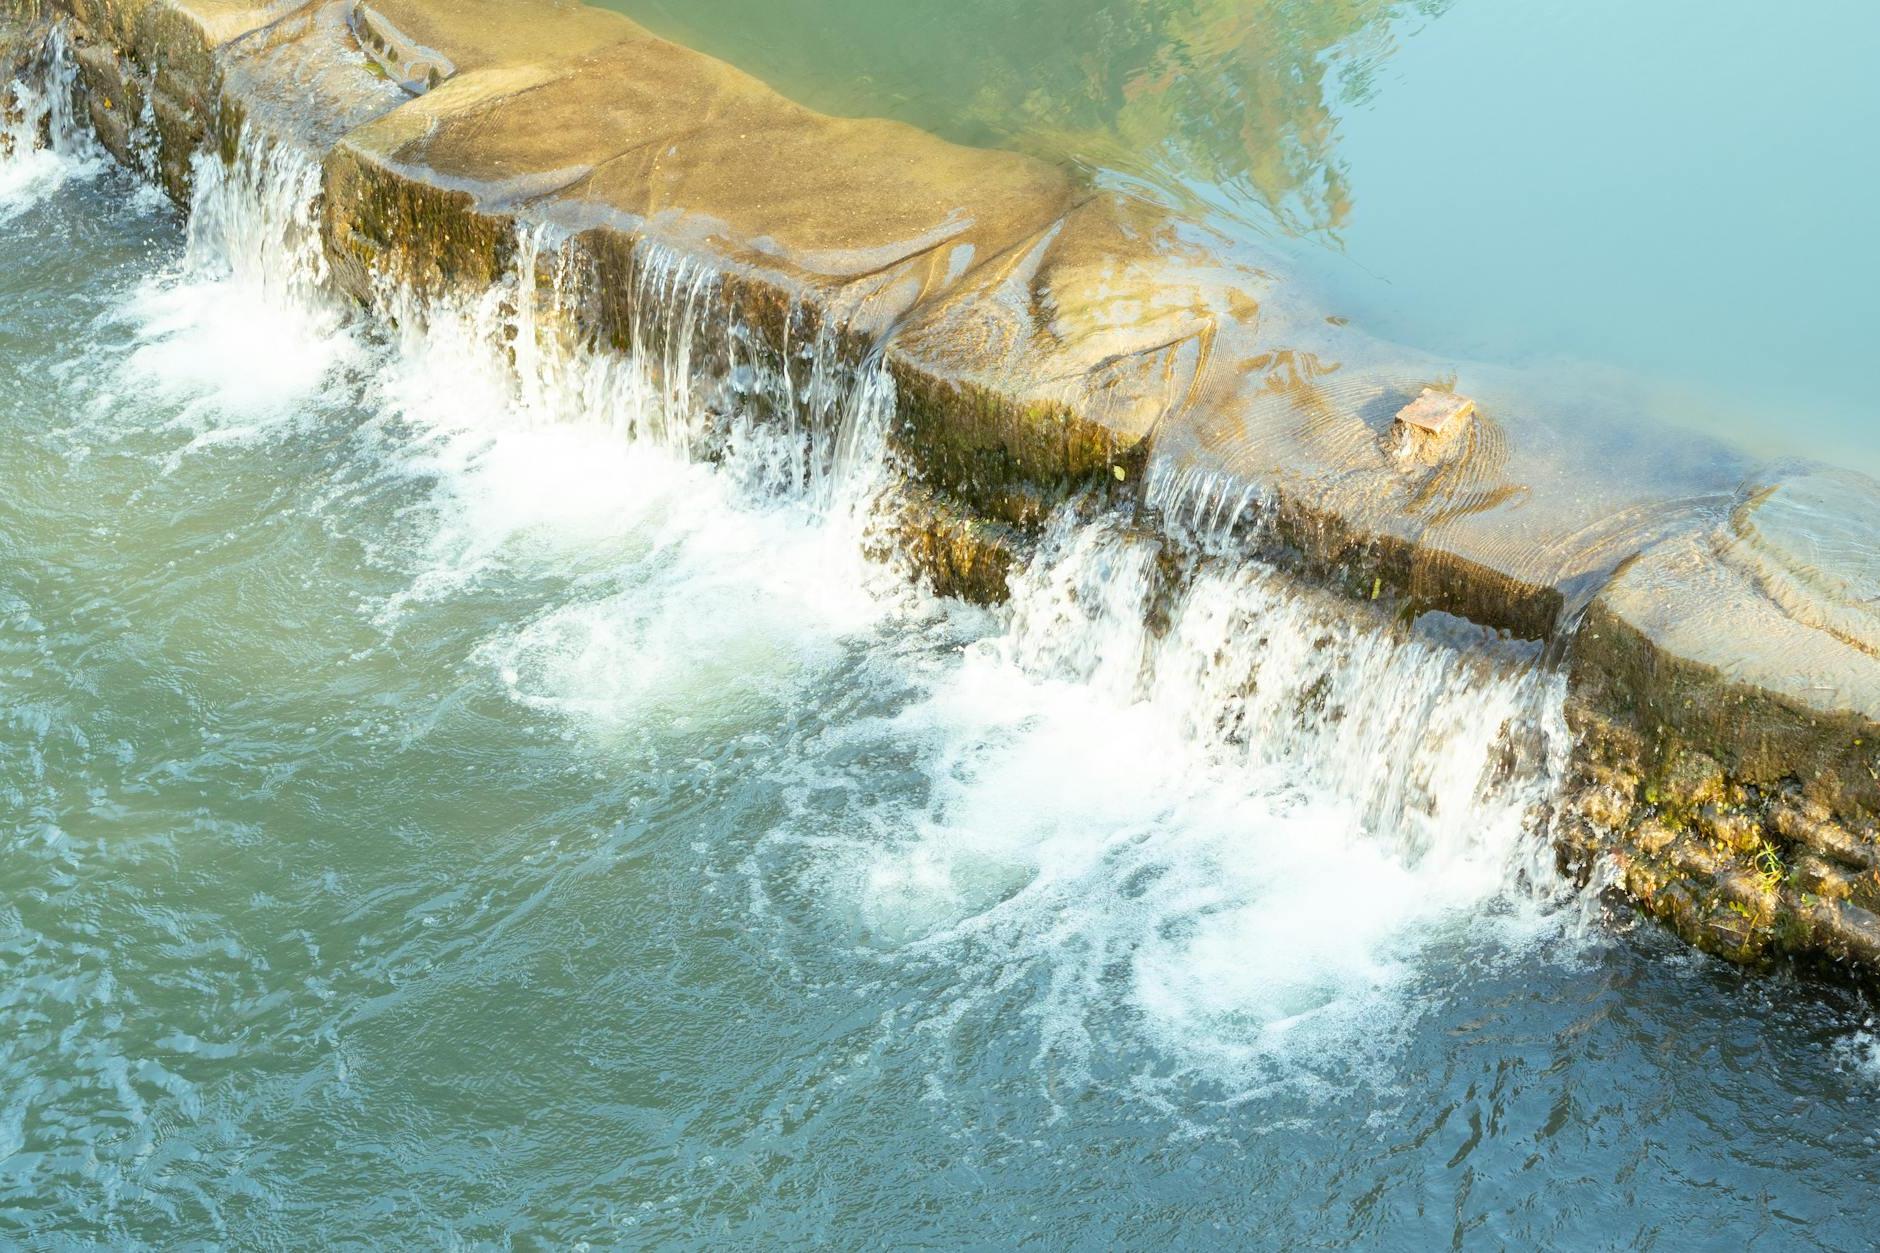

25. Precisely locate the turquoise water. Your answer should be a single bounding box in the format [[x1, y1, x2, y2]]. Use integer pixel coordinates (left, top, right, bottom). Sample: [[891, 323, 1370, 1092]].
[[605, 0, 1880, 475], [4, 35, 1880, 1252]]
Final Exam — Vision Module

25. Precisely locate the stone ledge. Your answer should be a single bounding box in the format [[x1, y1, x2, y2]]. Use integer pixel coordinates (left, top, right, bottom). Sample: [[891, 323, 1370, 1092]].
[[27, 0, 1880, 975]]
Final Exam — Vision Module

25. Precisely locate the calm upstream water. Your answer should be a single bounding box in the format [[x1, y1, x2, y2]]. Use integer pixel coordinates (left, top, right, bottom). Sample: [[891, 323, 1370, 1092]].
[[4, 36, 1880, 1253], [607, 0, 1880, 476]]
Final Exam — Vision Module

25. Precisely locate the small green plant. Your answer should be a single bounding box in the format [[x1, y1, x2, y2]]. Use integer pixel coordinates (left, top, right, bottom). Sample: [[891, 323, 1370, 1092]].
[[1754, 839, 1786, 892]]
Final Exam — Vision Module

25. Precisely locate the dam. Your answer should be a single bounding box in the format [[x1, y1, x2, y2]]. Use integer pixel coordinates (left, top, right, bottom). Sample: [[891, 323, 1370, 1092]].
[[2, 0, 1878, 1243]]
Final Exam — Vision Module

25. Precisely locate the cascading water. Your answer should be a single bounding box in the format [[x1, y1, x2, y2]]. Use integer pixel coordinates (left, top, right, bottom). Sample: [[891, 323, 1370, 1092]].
[[386, 222, 898, 526], [2, 49, 1589, 1047], [166, 118, 1586, 1060], [800, 512, 1577, 1085], [183, 130, 333, 308], [10, 26, 1880, 1248], [0, 24, 95, 217], [105, 131, 359, 434], [1005, 517, 1568, 871]]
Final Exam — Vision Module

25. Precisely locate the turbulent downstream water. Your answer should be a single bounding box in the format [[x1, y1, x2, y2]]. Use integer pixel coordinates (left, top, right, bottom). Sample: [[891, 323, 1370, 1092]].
[[4, 50, 1880, 1249]]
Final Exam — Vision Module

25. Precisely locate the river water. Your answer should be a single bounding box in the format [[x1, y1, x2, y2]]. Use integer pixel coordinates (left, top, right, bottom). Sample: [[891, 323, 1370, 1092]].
[[3, 43, 1880, 1250]]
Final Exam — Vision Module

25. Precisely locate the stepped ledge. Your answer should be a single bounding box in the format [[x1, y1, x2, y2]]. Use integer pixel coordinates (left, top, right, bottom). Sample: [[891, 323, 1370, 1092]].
[[5, 0, 1879, 975]]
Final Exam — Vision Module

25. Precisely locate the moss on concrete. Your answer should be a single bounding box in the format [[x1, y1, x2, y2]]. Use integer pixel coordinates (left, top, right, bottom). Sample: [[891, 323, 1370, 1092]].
[[1559, 707, 1880, 977], [887, 364, 1139, 532], [872, 482, 1021, 604], [322, 142, 517, 297]]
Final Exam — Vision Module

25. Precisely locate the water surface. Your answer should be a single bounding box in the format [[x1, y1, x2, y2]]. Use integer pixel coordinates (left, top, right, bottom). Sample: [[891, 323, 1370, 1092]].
[[602, 0, 1880, 474]]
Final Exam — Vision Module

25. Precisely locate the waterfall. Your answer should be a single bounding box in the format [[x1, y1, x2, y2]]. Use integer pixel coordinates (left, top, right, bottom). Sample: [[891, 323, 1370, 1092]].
[[1143, 460, 1274, 552], [104, 115, 1584, 1073], [3, 24, 83, 154], [169, 118, 1575, 879], [1003, 515, 1567, 879], [0, 24, 97, 217], [183, 129, 333, 308], [811, 511, 1576, 1080], [352, 202, 897, 540], [113, 126, 358, 427]]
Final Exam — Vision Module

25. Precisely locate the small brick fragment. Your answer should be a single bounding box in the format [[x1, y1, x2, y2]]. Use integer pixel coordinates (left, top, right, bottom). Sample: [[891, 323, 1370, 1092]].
[[1395, 387, 1475, 436]]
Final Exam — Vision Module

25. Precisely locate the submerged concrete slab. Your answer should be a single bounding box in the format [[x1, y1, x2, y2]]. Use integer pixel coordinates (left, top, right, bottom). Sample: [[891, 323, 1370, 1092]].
[[29, 0, 1880, 976], [886, 195, 1239, 527], [1141, 278, 1760, 639], [217, 2, 408, 147]]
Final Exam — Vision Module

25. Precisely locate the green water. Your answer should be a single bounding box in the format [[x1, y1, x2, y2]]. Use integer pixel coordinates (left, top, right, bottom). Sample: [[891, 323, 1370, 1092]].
[[605, 0, 1880, 475], [5, 37, 1880, 1252]]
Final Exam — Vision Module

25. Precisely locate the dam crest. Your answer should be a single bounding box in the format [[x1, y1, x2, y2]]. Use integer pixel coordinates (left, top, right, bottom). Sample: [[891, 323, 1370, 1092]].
[[3, 0, 1878, 975]]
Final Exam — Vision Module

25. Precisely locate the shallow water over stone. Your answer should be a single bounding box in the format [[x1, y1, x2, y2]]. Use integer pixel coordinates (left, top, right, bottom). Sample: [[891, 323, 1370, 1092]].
[[603, 0, 1880, 478], [2, 62, 1880, 1252]]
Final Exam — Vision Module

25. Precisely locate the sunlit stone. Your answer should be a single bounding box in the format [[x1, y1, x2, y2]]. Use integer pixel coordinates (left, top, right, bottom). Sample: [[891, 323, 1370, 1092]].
[[1393, 386, 1475, 437]]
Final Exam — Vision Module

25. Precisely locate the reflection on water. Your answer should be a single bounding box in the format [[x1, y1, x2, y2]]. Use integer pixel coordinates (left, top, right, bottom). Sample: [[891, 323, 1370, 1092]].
[[602, 0, 1880, 476], [603, 0, 1446, 237]]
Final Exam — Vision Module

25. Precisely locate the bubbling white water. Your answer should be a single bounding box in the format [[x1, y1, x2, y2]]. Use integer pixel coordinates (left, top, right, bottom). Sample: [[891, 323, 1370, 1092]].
[[367, 257, 891, 729], [106, 134, 360, 439], [349, 217, 901, 714], [0, 26, 101, 219], [131, 125, 905, 728], [783, 516, 1575, 1086], [1847, 1027, 1880, 1085]]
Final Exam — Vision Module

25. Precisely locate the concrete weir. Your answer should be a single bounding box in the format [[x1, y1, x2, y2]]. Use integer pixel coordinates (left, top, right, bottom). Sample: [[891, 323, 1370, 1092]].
[[6, 0, 1880, 975]]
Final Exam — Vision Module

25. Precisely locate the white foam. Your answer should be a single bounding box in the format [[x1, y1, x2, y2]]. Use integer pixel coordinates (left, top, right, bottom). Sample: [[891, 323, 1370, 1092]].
[[99, 120, 900, 743], [112, 277, 358, 436], [794, 523, 1574, 1085], [0, 27, 102, 221], [1844, 1026, 1880, 1084], [107, 133, 358, 441], [353, 229, 895, 692], [367, 290, 887, 726]]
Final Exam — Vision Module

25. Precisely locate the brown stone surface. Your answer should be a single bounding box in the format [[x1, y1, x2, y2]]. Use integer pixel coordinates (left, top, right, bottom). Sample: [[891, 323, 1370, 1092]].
[[52, 0, 297, 195], [873, 483, 1021, 606], [327, 3, 1078, 319], [1, 7, 36, 70], [1559, 464, 1880, 972], [218, 1, 407, 147], [885, 194, 1228, 526], [1559, 724, 1880, 974], [1395, 387, 1475, 435]]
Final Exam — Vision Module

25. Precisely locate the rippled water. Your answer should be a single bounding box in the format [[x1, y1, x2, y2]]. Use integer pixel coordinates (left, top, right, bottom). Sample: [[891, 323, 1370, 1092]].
[[603, 0, 1880, 476], [3, 73, 1880, 1249]]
